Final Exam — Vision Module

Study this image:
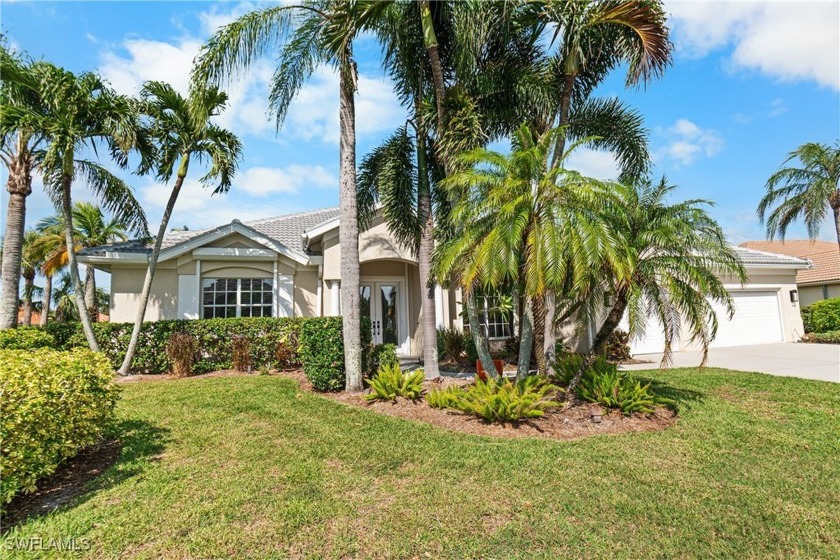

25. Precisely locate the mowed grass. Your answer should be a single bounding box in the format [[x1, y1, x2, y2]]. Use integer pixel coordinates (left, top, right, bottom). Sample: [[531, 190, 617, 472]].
[[4, 368, 840, 559]]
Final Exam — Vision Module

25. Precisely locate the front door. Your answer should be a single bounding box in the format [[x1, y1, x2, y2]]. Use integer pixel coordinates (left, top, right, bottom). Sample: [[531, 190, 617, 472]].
[[360, 282, 401, 348]]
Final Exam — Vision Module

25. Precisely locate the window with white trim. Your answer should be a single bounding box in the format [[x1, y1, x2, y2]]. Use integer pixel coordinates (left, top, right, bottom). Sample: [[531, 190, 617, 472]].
[[477, 295, 513, 339], [202, 278, 273, 318]]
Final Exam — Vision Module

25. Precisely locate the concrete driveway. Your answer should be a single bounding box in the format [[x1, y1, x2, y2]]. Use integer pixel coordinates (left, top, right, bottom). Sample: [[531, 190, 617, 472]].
[[620, 343, 840, 383]]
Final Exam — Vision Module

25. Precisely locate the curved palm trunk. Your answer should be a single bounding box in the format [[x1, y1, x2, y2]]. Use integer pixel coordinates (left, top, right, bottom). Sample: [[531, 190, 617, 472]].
[[339, 59, 363, 392], [120, 162, 188, 375], [0, 150, 32, 329], [40, 274, 52, 327], [465, 292, 497, 379], [21, 273, 34, 326], [61, 172, 100, 352], [416, 129, 439, 378], [84, 264, 96, 317], [542, 72, 578, 368], [590, 288, 629, 356]]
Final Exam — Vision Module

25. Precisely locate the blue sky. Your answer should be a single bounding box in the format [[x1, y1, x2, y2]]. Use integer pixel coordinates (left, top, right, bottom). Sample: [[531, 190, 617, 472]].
[[2, 0, 839, 252]]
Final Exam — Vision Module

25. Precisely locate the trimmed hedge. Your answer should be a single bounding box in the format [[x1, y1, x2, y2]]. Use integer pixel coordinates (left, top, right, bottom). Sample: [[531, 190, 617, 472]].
[[1, 349, 119, 505], [300, 317, 372, 391], [0, 327, 55, 350], [44, 317, 306, 374], [801, 298, 840, 333]]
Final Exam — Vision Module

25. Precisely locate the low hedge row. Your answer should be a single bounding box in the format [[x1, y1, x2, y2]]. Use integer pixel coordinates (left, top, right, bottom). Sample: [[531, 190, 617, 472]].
[[0, 327, 55, 350], [801, 331, 840, 344], [1, 348, 119, 506], [43, 318, 307, 374]]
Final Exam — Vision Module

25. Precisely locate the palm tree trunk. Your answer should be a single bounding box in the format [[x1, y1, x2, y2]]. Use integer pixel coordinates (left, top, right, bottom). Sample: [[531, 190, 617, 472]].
[[466, 292, 497, 379], [0, 164, 31, 329], [40, 274, 52, 327], [517, 296, 535, 379], [61, 172, 100, 352], [21, 274, 34, 326], [339, 58, 363, 392], [833, 203, 840, 255], [590, 289, 629, 356], [120, 162, 188, 375], [542, 72, 577, 364], [416, 127, 439, 378], [84, 264, 96, 317], [532, 294, 547, 374], [420, 1, 445, 137]]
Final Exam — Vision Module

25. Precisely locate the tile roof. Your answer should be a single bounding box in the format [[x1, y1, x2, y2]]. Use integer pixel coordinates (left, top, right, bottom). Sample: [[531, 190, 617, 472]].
[[741, 240, 840, 285], [79, 207, 340, 258], [731, 245, 811, 267]]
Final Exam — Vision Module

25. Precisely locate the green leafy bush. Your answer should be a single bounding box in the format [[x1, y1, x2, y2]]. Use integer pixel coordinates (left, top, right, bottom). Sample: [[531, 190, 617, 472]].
[[426, 385, 467, 409], [44, 317, 305, 374], [299, 317, 372, 391], [369, 343, 398, 376], [429, 376, 560, 423], [802, 298, 840, 333], [366, 363, 425, 402], [0, 327, 55, 350], [801, 331, 840, 344], [231, 336, 251, 372], [0, 349, 119, 505], [437, 327, 466, 362], [800, 305, 814, 333], [275, 331, 301, 370], [554, 355, 674, 414], [166, 332, 198, 377]]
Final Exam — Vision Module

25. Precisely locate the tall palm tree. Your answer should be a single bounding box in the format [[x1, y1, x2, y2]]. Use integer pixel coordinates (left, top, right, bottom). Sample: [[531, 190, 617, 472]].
[[757, 142, 840, 252], [0, 45, 48, 329], [2, 62, 149, 350], [119, 82, 241, 374], [51, 271, 109, 323], [435, 124, 624, 379], [19, 229, 46, 326], [37, 202, 133, 317], [589, 178, 746, 376], [193, 1, 388, 391]]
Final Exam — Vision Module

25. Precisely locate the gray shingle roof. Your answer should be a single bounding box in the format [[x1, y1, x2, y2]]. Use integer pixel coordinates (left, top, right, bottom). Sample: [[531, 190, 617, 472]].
[[79, 207, 339, 258], [731, 245, 811, 267]]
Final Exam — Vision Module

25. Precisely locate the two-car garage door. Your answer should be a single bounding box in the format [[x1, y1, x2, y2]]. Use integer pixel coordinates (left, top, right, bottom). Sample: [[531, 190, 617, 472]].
[[623, 290, 784, 355]]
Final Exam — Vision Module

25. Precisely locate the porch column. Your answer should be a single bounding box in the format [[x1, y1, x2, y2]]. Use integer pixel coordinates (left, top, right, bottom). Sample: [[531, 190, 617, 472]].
[[329, 280, 341, 315], [434, 284, 446, 328]]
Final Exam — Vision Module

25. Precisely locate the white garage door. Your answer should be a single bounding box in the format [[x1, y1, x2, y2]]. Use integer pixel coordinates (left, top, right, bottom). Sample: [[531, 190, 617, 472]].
[[709, 291, 783, 348], [619, 313, 668, 355]]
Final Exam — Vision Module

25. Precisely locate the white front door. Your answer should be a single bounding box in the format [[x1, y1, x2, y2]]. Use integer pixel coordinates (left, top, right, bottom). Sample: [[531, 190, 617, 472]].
[[360, 281, 407, 354]]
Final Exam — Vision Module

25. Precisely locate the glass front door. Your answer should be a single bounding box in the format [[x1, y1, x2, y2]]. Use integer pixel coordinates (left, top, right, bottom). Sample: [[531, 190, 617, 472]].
[[360, 282, 400, 347]]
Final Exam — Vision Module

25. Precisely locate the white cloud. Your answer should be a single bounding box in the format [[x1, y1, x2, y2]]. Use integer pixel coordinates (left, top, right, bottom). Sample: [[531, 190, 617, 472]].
[[564, 148, 620, 180], [654, 118, 723, 166], [234, 164, 336, 196], [732, 97, 787, 124], [667, 0, 840, 90]]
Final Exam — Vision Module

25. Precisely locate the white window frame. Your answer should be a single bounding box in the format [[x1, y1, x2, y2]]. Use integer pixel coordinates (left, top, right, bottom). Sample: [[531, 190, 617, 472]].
[[202, 277, 274, 319], [477, 294, 513, 340]]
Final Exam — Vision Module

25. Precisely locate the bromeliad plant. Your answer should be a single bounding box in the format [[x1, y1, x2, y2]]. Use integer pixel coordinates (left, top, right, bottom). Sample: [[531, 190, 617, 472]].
[[366, 363, 425, 402], [427, 376, 561, 423]]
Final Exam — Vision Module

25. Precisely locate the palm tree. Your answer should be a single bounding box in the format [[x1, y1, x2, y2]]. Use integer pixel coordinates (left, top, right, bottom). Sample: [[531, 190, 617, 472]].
[[2, 61, 149, 350], [435, 124, 624, 379], [51, 272, 109, 323], [37, 202, 133, 317], [118, 82, 242, 374], [193, 1, 388, 391], [589, 178, 746, 377], [0, 45, 48, 329], [19, 229, 45, 326], [757, 142, 840, 252]]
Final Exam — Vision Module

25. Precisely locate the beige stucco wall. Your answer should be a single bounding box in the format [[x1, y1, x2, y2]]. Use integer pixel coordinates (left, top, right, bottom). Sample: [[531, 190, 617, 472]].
[[322, 216, 415, 281], [110, 266, 179, 322], [799, 283, 840, 306], [294, 270, 319, 318]]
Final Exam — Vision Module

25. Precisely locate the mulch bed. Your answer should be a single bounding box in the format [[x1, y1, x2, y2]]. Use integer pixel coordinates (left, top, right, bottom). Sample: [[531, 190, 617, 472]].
[[279, 370, 677, 441], [1, 439, 122, 532]]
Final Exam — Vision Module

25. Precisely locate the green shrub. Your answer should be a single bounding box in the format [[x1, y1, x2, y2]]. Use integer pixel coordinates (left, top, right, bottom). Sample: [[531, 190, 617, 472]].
[[369, 343, 398, 376], [555, 355, 675, 415], [801, 305, 814, 333], [430, 376, 560, 423], [801, 331, 840, 344], [437, 327, 466, 362], [464, 330, 478, 363], [366, 363, 425, 402], [299, 317, 372, 391], [803, 298, 840, 333], [166, 332, 198, 377], [425, 385, 467, 409], [603, 329, 632, 362], [43, 317, 306, 374], [0, 349, 119, 505], [275, 330, 301, 370], [231, 336, 251, 372], [0, 327, 55, 350]]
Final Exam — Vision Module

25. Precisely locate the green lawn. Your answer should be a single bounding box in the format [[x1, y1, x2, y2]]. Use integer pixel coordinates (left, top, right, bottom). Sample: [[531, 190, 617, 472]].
[[4, 368, 840, 559]]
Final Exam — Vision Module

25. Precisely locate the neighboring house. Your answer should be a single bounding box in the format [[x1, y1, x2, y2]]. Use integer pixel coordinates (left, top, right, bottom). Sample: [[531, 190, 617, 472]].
[[79, 207, 810, 358], [740, 240, 840, 307]]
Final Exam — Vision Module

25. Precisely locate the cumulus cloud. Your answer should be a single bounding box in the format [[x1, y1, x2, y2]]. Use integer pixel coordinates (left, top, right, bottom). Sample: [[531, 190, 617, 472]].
[[234, 164, 336, 196], [654, 118, 723, 166], [667, 0, 840, 90], [564, 148, 620, 180]]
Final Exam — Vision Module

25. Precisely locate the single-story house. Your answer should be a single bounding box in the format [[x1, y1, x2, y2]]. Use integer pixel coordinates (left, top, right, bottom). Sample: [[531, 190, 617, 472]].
[[79, 207, 810, 358], [740, 240, 840, 307]]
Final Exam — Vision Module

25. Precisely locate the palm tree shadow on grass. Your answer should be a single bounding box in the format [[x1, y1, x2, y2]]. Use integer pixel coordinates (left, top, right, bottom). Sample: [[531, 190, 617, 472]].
[[1, 419, 170, 532], [634, 377, 706, 412]]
